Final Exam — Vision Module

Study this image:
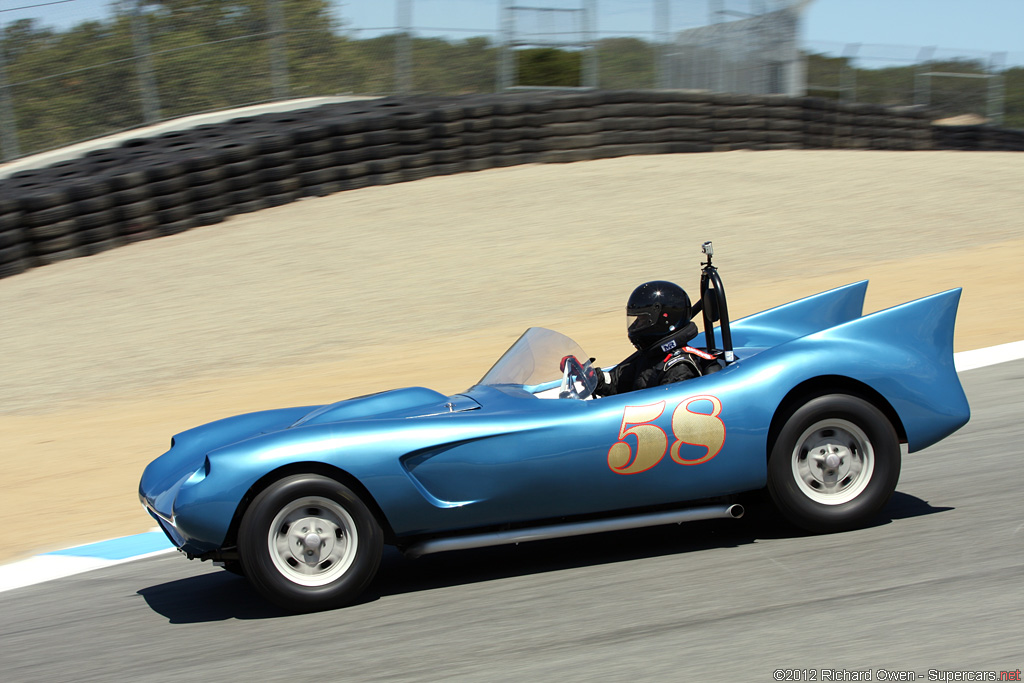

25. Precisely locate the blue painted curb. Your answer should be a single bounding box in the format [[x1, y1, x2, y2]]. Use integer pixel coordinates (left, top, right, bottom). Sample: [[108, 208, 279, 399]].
[[44, 531, 174, 561]]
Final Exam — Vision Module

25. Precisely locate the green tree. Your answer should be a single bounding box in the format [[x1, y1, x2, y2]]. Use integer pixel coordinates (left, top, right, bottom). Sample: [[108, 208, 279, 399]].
[[1002, 67, 1024, 128], [516, 47, 581, 87], [595, 37, 654, 89]]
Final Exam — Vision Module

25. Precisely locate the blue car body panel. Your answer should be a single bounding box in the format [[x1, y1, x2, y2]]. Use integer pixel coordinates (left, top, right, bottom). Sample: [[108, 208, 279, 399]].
[[139, 283, 970, 557]]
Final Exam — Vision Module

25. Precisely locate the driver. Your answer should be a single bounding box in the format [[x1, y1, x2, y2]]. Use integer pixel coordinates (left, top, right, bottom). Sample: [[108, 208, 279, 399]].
[[594, 280, 718, 397]]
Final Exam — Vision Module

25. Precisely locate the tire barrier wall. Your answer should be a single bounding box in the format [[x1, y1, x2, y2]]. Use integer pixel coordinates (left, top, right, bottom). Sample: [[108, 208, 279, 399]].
[[0, 89, 1016, 281], [931, 124, 1024, 152]]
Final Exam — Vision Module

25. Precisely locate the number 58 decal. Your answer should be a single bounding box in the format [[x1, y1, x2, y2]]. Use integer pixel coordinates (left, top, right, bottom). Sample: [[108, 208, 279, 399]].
[[607, 395, 726, 475]]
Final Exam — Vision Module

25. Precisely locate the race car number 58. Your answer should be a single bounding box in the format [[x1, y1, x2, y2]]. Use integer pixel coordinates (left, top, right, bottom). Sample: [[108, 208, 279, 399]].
[[607, 395, 725, 475]]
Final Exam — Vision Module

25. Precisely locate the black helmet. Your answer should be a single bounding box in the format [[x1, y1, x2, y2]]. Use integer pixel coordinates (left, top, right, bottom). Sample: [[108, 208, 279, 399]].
[[626, 280, 691, 350]]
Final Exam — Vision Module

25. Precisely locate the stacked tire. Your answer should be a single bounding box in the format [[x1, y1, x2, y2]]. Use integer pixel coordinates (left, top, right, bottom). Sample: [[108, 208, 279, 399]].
[[932, 124, 1024, 151], [1, 89, 1018, 282], [801, 99, 933, 151], [4, 168, 91, 267], [0, 197, 28, 278]]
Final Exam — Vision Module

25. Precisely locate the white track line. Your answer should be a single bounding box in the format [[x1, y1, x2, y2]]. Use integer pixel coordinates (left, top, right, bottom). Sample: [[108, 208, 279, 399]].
[[0, 548, 175, 594], [954, 340, 1024, 372]]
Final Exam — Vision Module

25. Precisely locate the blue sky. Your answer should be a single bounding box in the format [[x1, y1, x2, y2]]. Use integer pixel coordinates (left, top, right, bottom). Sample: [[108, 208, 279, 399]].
[[4, 0, 1022, 64]]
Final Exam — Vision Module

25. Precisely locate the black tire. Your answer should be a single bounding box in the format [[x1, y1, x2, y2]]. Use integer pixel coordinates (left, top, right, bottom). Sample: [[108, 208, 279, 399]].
[[153, 191, 190, 211], [264, 190, 301, 207], [0, 210, 23, 232], [296, 138, 334, 157], [154, 202, 192, 224], [26, 203, 74, 227], [258, 149, 297, 169], [767, 394, 900, 533], [120, 214, 159, 236], [262, 178, 301, 196], [0, 241, 30, 263], [299, 182, 343, 199], [0, 228, 26, 249], [33, 232, 78, 254], [256, 164, 296, 183], [158, 218, 197, 236], [26, 218, 77, 241], [124, 228, 161, 244], [186, 166, 226, 186], [194, 209, 227, 226], [72, 194, 116, 215], [298, 168, 339, 186], [0, 257, 30, 279], [229, 198, 271, 214], [105, 166, 149, 191], [191, 195, 226, 214], [82, 237, 126, 256], [222, 158, 260, 178], [186, 180, 227, 201], [368, 158, 401, 174], [118, 199, 156, 221], [35, 246, 87, 265], [112, 185, 151, 205], [79, 224, 118, 244], [224, 186, 262, 206], [238, 474, 383, 611], [75, 209, 118, 230], [295, 152, 336, 173]]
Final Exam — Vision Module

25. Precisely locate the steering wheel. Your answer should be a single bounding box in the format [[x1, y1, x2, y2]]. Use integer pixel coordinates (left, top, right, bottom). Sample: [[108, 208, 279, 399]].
[[558, 355, 592, 400]]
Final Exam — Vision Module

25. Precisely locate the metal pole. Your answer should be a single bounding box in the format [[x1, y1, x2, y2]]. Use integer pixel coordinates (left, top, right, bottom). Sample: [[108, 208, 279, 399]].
[[914, 46, 935, 108], [0, 24, 20, 161], [655, 0, 670, 89], [131, 0, 161, 124], [582, 0, 598, 88], [498, 0, 514, 90], [709, 0, 723, 24], [988, 52, 1005, 125], [839, 43, 859, 103], [395, 0, 412, 94], [267, 0, 289, 100]]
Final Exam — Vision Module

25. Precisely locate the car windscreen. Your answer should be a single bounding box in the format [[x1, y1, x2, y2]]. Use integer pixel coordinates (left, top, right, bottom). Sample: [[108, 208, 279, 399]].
[[478, 327, 588, 387]]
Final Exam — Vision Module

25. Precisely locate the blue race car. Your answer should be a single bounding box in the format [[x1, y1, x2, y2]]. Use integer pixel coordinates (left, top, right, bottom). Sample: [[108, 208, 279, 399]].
[[139, 242, 969, 611]]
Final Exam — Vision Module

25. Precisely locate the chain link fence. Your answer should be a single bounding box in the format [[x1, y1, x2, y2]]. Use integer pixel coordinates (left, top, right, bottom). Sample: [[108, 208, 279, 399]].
[[804, 41, 1010, 124], [2, 0, 1022, 161]]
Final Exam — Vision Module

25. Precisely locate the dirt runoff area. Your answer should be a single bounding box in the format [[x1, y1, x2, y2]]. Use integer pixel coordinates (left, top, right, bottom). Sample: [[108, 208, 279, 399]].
[[2, 150, 1022, 564]]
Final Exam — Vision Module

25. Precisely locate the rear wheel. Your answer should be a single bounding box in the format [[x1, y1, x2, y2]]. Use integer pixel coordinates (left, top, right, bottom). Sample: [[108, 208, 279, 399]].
[[768, 394, 900, 533], [238, 474, 383, 611]]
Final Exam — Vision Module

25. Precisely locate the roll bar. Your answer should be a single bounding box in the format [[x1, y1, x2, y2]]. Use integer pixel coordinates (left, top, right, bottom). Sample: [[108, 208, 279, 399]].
[[692, 241, 735, 363]]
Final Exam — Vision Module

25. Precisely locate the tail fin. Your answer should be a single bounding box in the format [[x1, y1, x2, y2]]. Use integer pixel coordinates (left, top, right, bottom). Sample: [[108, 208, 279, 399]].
[[725, 281, 868, 349], [790, 288, 969, 451]]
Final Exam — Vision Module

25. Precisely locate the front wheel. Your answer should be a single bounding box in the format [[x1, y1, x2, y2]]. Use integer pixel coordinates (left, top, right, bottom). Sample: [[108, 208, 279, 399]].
[[767, 394, 900, 533], [238, 474, 383, 611]]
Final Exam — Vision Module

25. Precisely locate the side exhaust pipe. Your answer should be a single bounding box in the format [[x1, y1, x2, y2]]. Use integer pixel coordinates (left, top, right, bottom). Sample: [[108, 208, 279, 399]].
[[404, 503, 743, 559]]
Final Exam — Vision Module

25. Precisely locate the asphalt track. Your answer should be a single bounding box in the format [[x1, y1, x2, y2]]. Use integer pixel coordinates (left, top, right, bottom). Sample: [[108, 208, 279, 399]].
[[1, 361, 1021, 682]]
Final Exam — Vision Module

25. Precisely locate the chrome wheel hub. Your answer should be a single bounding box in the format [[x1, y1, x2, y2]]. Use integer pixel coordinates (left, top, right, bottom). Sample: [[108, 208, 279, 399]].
[[792, 419, 874, 505], [268, 496, 358, 587]]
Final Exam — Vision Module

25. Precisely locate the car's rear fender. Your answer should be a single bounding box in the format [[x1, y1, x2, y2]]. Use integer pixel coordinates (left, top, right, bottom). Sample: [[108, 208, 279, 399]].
[[766, 374, 908, 461], [750, 288, 969, 453]]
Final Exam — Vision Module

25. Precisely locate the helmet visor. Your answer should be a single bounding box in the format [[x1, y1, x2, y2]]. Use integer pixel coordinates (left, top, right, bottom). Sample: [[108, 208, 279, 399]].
[[627, 311, 656, 333]]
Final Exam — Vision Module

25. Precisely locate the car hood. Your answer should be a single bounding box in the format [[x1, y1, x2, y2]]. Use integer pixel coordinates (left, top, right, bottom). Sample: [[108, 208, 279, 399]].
[[289, 386, 479, 428], [140, 387, 481, 518]]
